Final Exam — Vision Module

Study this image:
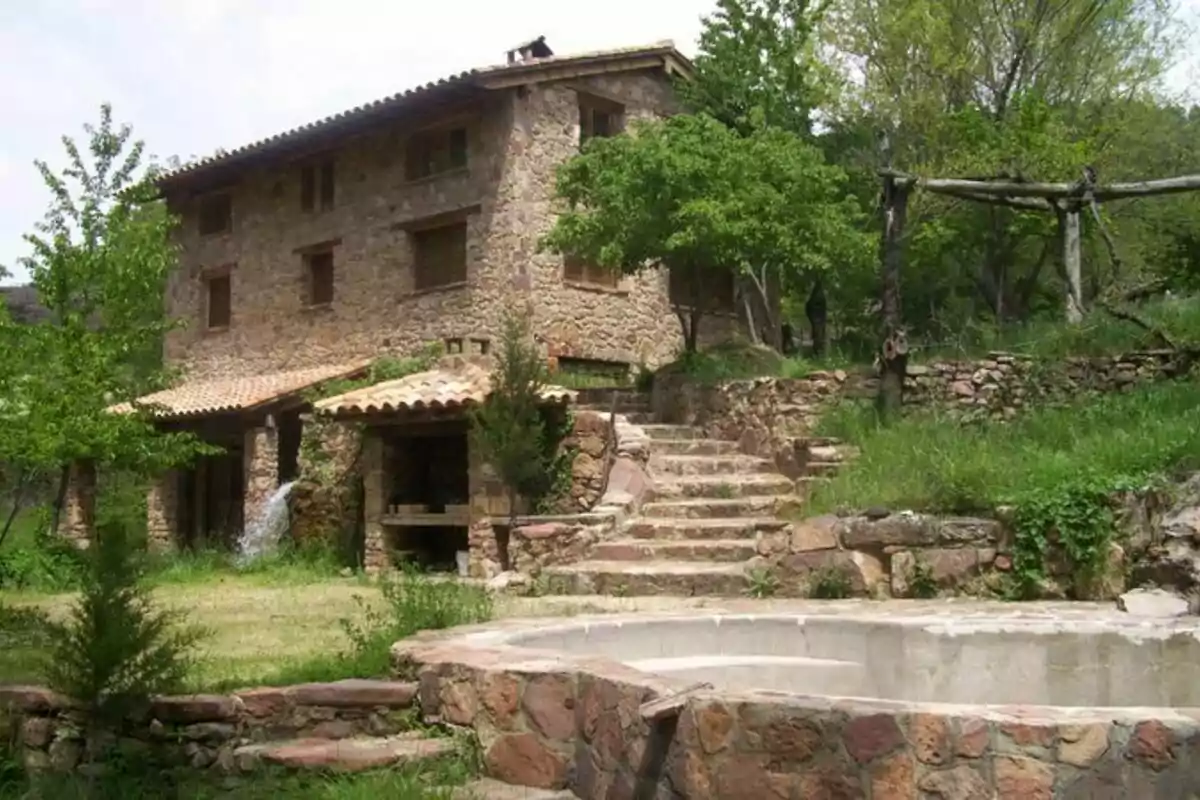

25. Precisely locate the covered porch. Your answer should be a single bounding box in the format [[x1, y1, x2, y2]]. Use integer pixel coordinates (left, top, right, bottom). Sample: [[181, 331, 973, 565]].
[[66, 360, 372, 550], [314, 357, 573, 574]]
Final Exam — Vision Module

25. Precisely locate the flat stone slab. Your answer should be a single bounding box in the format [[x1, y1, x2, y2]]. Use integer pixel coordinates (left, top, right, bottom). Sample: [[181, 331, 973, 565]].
[[1117, 587, 1192, 617], [450, 778, 578, 799], [234, 734, 455, 772]]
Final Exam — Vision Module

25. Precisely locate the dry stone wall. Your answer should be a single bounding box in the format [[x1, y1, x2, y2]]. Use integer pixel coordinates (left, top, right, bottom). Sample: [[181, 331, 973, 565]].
[[1, 679, 419, 774], [652, 350, 1185, 469], [755, 480, 1175, 601]]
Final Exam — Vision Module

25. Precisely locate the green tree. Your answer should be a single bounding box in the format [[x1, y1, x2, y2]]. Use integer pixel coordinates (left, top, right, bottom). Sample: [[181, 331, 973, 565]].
[[682, 0, 834, 137], [44, 520, 202, 746], [0, 104, 202, 546], [818, 0, 1186, 335], [541, 113, 868, 353], [470, 307, 553, 571], [683, 0, 859, 353]]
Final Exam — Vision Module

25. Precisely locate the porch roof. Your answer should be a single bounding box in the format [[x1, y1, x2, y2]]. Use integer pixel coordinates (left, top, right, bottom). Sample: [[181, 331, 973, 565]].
[[109, 359, 372, 420], [314, 362, 574, 418]]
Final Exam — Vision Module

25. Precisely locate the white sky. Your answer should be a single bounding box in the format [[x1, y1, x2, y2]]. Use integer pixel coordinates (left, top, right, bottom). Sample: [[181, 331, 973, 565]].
[[1, 0, 1198, 285]]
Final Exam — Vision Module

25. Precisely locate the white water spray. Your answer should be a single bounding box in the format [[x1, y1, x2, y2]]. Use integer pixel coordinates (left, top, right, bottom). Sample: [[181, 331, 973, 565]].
[[239, 481, 296, 563]]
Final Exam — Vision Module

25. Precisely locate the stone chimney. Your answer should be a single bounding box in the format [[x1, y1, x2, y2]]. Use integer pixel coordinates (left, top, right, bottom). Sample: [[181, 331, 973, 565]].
[[505, 36, 554, 64]]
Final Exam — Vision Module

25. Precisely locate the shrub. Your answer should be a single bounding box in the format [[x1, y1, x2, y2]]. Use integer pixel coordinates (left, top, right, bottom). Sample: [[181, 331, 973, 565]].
[[808, 566, 853, 599], [43, 522, 205, 735]]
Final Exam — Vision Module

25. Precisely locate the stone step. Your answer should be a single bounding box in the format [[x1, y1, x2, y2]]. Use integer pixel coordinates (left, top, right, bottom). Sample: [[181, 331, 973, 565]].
[[626, 517, 788, 540], [543, 560, 748, 596], [232, 733, 456, 773], [451, 778, 577, 799], [651, 438, 742, 456], [641, 497, 794, 519], [805, 461, 843, 477], [592, 538, 759, 562], [620, 411, 656, 425], [650, 454, 776, 476], [651, 474, 796, 500], [798, 436, 845, 448], [641, 424, 703, 440]]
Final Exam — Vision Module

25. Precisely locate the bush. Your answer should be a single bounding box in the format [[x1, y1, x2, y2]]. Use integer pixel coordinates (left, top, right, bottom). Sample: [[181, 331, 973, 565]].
[[43, 522, 205, 734]]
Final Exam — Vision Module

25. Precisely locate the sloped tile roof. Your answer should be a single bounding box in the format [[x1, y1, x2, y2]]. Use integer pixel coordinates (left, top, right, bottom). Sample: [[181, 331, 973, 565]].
[[110, 360, 372, 420], [158, 40, 688, 191], [315, 362, 573, 417]]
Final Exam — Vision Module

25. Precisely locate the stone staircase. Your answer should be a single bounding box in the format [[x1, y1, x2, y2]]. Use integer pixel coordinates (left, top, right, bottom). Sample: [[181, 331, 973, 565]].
[[548, 389, 853, 596]]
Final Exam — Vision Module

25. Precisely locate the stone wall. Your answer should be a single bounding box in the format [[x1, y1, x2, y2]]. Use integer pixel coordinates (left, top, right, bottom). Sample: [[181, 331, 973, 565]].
[[0, 679, 418, 773], [163, 68, 730, 384], [399, 627, 1200, 799], [652, 350, 1184, 468], [754, 487, 1173, 601], [468, 411, 652, 579], [289, 418, 364, 552]]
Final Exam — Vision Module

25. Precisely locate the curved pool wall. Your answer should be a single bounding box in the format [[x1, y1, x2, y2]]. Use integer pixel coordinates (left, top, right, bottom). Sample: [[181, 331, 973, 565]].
[[495, 614, 1200, 707], [394, 604, 1200, 799]]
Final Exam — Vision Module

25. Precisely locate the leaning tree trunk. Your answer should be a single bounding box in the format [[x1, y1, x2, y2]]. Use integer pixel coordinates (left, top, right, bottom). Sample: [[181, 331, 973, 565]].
[[806, 276, 829, 358], [878, 175, 911, 420]]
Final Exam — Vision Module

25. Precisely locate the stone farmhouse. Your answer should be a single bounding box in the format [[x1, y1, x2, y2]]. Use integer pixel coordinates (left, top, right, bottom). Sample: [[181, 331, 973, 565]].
[[58, 37, 749, 566]]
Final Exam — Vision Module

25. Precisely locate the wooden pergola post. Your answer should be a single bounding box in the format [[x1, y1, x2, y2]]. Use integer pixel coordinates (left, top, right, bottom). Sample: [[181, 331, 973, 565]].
[[873, 167, 1200, 419]]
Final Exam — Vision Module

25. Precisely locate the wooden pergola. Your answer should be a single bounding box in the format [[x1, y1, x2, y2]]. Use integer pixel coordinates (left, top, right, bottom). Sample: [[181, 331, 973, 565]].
[[875, 167, 1200, 415]]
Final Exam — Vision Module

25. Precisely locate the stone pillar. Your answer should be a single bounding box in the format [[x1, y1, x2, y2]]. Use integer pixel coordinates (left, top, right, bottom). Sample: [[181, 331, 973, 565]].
[[57, 460, 96, 546], [361, 429, 388, 571], [242, 425, 279, 540], [467, 436, 505, 578], [145, 470, 178, 552]]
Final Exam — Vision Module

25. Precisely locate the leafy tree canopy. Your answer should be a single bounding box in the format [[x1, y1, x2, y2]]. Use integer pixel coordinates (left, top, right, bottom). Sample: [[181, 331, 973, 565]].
[[541, 113, 870, 350]]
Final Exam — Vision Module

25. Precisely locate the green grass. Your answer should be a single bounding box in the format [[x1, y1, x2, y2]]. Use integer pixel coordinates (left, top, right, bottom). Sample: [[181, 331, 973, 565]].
[[0, 750, 477, 799], [915, 295, 1200, 362], [808, 380, 1200, 515]]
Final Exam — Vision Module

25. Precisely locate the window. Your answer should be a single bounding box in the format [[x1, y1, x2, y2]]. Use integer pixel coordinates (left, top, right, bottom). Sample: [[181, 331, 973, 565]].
[[198, 194, 232, 236], [305, 250, 335, 306], [300, 159, 336, 212], [669, 266, 736, 313], [412, 222, 468, 291], [579, 94, 624, 144], [563, 254, 619, 288], [405, 127, 468, 181], [206, 273, 231, 329]]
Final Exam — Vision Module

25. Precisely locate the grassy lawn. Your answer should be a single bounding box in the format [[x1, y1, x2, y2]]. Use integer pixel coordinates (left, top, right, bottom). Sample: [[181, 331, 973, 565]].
[[0, 571, 690, 689], [808, 379, 1200, 515]]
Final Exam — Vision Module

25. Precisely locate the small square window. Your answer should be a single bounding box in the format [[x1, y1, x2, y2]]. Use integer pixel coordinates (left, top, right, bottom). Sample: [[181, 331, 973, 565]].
[[444, 337, 464, 354], [563, 254, 620, 288], [579, 94, 625, 145], [198, 194, 232, 236], [206, 273, 231, 329], [305, 250, 334, 306], [301, 158, 336, 212], [405, 127, 469, 181], [412, 221, 468, 291]]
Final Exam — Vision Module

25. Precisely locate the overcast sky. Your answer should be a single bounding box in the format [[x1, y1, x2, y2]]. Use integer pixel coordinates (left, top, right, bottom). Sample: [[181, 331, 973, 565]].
[[2, 0, 1198, 285]]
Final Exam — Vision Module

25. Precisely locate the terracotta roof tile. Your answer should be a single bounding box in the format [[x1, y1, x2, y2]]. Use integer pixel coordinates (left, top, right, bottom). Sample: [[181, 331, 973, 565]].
[[315, 362, 573, 417], [110, 360, 372, 420], [157, 40, 688, 190]]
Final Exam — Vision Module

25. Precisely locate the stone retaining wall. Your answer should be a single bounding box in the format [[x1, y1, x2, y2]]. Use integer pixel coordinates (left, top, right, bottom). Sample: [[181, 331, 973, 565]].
[[652, 350, 1183, 468], [396, 620, 1200, 799], [0, 679, 417, 773], [756, 509, 1143, 601]]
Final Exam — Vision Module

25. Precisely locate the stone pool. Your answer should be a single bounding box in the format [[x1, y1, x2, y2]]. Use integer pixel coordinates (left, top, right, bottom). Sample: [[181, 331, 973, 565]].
[[393, 600, 1200, 798]]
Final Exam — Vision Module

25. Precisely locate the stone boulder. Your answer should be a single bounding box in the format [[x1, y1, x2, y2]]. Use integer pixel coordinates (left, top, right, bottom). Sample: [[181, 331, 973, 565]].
[[1117, 587, 1192, 617]]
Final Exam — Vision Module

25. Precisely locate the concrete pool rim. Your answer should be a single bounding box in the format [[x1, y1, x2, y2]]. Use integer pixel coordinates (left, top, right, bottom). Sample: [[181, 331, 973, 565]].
[[392, 602, 1200, 797]]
